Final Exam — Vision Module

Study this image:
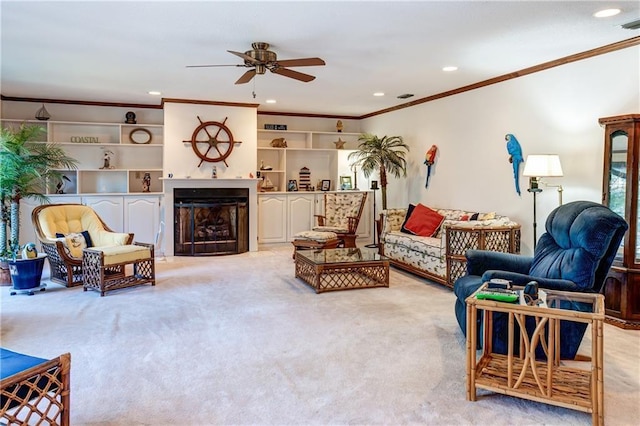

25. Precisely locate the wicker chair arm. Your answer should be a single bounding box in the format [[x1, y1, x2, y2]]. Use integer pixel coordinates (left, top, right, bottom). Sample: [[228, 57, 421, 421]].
[[39, 240, 81, 265], [314, 214, 326, 227], [346, 216, 358, 233]]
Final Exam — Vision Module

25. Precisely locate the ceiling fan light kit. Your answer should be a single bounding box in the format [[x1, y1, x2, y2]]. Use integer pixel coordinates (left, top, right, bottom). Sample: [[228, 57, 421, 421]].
[[188, 42, 325, 85]]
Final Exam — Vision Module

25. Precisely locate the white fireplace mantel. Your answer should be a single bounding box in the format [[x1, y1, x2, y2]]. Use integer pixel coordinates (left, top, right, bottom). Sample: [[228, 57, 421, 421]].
[[162, 178, 260, 255]]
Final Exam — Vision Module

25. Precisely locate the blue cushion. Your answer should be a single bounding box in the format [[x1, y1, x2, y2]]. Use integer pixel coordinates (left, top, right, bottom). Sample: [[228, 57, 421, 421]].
[[0, 348, 47, 379]]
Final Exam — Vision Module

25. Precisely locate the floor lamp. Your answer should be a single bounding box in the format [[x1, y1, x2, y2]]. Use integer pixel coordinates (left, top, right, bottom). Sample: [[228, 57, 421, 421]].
[[365, 180, 379, 249], [523, 154, 564, 249]]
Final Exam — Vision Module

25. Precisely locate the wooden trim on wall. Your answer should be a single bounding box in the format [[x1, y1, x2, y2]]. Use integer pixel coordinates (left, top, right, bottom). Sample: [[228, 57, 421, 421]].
[[360, 35, 640, 119], [161, 97, 259, 108], [3, 36, 638, 120], [0, 94, 162, 109]]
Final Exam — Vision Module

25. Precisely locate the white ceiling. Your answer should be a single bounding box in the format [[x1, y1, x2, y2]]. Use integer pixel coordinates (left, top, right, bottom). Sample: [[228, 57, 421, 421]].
[[1, 1, 639, 117]]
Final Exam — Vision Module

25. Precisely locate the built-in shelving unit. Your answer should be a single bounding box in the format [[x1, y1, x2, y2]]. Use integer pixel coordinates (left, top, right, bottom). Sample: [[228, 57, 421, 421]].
[[0, 119, 164, 194], [257, 129, 360, 192]]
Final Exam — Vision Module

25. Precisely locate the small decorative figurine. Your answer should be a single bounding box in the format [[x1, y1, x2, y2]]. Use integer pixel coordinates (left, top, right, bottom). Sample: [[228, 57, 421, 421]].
[[56, 176, 70, 194], [270, 138, 287, 148], [142, 172, 151, 192], [211, 166, 217, 178], [35, 104, 51, 121], [334, 138, 346, 149], [336, 120, 343, 132], [100, 150, 114, 169], [125, 111, 137, 124], [21, 242, 38, 259]]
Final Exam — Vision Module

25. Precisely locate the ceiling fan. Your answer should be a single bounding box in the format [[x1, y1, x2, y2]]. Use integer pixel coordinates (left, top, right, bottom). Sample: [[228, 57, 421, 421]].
[[187, 42, 325, 85]]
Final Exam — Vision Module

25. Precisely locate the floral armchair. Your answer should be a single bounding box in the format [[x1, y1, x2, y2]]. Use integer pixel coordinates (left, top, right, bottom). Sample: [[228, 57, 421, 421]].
[[313, 192, 367, 248]]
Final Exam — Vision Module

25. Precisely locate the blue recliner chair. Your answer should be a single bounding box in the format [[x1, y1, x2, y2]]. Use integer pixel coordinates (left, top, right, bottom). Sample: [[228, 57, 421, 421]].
[[453, 200, 628, 359]]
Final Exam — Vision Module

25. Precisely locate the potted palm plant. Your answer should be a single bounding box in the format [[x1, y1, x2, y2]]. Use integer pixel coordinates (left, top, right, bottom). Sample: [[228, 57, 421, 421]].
[[347, 133, 409, 210], [0, 123, 77, 291]]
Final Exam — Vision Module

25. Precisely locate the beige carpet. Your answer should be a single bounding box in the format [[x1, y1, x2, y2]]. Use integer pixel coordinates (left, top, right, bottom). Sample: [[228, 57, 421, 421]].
[[1, 245, 639, 425]]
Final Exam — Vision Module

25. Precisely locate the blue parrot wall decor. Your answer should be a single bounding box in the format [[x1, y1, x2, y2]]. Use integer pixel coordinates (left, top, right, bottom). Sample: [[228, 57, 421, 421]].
[[424, 145, 438, 188], [505, 133, 523, 196]]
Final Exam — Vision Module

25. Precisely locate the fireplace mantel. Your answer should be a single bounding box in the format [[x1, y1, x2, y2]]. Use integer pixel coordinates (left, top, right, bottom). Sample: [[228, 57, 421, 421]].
[[163, 178, 260, 255]]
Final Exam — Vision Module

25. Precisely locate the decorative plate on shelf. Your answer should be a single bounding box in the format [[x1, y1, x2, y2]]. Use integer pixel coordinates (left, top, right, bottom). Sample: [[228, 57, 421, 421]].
[[129, 128, 152, 144]]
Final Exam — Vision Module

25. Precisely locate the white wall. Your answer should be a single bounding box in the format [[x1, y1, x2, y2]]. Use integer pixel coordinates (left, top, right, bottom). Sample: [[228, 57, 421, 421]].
[[163, 102, 257, 179], [361, 46, 640, 255]]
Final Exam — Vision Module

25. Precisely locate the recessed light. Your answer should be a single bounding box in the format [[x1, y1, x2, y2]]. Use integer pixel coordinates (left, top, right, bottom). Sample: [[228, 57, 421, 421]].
[[265, 99, 276, 104], [594, 8, 621, 18], [442, 66, 458, 72], [148, 91, 161, 96], [373, 92, 385, 97]]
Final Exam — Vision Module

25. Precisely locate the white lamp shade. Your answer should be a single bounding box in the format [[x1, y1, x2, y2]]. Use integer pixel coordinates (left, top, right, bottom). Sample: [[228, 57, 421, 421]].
[[522, 154, 563, 177]]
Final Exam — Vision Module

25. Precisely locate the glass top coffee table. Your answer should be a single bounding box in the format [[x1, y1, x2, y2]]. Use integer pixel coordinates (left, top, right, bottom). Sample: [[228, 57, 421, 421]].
[[294, 247, 389, 293]]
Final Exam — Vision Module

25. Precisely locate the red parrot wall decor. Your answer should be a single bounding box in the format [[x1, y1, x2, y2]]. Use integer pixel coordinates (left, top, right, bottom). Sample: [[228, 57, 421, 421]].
[[424, 145, 438, 188]]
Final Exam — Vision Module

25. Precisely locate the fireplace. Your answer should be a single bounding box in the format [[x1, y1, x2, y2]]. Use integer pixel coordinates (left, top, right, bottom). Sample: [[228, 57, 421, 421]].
[[174, 188, 249, 256]]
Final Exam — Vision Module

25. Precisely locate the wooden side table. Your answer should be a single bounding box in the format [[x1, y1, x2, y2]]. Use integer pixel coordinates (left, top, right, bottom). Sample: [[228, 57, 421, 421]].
[[466, 284, 604, 425]]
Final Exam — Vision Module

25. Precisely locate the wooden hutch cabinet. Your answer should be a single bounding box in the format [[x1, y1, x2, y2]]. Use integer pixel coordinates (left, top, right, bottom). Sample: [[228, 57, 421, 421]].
[[600, 114, 640, 329]]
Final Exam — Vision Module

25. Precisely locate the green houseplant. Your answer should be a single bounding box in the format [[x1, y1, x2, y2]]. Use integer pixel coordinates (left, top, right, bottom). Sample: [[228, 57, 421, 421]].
[[348, 133, 409, 210], [0, 123, 77, 289]]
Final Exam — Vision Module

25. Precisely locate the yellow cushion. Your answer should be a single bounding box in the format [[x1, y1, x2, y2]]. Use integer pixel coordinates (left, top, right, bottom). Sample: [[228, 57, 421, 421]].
[[96, 245, 151, 266], [37, 205, 129, 248]]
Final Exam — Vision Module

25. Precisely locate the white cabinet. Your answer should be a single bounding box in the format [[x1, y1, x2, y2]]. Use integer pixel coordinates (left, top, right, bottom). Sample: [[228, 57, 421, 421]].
[[257, 129, 360, 193], [0, 119, 163, 196], [258, 191, 373, 244], [83, 196, 125, 232], [258, 195, 287, 243], [17, 198, 41, 248], [287, 194, 316, 239], [124, 196, 160, 244], [356, 193, 373, 242], [20, 195, 161, 247]]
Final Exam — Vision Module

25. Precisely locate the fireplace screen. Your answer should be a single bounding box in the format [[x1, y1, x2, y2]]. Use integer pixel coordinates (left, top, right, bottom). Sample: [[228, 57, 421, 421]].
[[174, 188, 248, 256]]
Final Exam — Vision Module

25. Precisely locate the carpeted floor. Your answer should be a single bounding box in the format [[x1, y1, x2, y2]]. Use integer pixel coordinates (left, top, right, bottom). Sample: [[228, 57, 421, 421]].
[[1, 245, 639, 425]]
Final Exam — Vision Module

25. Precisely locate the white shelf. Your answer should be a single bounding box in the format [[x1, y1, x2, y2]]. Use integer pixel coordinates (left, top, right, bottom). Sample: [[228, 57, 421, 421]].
[[256, 129, 360, 192], [1, 118, 164, 195]]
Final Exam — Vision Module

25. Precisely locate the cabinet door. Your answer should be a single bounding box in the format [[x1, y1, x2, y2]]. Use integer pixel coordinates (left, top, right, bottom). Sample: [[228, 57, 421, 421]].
[[258, 195, 287, 243], [83, 196, 124, 232], [357, 192, 373, 241], [287, 194, 316, 240], [17, 198, 41, 248], [124, 196, 160, 245]]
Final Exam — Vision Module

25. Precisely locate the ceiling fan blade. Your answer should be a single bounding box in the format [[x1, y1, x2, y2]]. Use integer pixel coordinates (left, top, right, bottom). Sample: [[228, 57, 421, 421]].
[[228, 50, 259, 64], [235, 69, 257, 84], [271, 67, 316, 82], [186, 64, 244, 68], [275, 58, 325, 67]]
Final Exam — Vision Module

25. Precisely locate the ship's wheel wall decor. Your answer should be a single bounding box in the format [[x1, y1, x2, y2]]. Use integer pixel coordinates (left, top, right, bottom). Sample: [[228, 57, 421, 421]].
[[183, 115, 242, 167]]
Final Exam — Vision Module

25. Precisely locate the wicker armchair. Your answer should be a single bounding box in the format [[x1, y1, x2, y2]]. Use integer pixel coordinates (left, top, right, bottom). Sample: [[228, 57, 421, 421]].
[[1, 349, 71, 426], [313, 192, 368, 248], [32, 204, 133, 287]]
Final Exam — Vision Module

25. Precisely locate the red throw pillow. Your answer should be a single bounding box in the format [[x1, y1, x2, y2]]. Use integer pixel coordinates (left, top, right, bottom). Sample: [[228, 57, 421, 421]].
[[403, 204, 445, 237]]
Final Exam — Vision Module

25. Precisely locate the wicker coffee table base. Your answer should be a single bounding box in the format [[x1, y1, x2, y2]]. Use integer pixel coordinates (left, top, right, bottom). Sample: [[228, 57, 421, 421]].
[[295, 252, 389, 293]]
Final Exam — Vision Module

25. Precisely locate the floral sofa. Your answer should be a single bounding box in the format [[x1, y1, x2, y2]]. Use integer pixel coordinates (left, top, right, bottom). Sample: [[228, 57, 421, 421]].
[[379, 207, 520, 288]]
